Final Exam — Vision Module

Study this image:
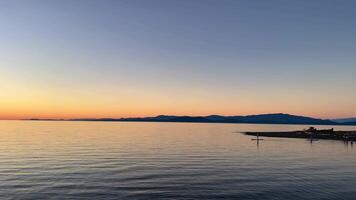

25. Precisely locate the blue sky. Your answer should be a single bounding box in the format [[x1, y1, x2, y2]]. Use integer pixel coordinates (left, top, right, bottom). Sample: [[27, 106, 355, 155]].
[[1, 0, 356, 119]]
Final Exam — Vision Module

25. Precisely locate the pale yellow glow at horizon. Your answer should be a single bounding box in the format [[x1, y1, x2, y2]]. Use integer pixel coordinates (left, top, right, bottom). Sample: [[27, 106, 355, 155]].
[[1, 82, 355, 120], [1, 69, 355, 120]]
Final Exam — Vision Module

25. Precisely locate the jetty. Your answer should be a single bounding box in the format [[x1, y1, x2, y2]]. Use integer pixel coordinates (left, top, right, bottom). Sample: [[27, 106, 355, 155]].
[[245, 127, 356, 141]]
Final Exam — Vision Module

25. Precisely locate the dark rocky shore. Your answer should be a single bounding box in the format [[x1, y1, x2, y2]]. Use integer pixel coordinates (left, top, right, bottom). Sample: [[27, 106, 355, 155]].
[[245, 127, 356, 141]]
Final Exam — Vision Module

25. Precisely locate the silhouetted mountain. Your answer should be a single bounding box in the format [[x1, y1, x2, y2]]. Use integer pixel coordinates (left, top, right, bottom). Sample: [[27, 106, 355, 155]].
[[66, 113, 340, 125], [235, 113, 335, 125], [341, 121, 356, 125], [331, 118, 356, 124], [152, 115, 177, 121], [28, 113, 354, 125]]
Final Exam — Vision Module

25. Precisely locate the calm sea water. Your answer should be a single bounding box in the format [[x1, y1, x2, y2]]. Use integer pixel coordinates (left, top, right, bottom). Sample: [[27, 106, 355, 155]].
[[0, 121, 355, 200]]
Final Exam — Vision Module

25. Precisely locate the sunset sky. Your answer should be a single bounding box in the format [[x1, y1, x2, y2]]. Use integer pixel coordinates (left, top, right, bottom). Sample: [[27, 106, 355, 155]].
[[1, 0, 356, 120]]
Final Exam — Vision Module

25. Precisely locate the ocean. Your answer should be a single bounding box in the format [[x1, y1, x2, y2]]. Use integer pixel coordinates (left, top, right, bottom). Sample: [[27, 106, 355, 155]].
[[1, 121, 355, 199]]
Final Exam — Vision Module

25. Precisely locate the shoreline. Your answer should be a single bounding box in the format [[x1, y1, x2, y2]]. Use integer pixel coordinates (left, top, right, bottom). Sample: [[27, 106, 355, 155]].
[[245, 127, 356, 141]]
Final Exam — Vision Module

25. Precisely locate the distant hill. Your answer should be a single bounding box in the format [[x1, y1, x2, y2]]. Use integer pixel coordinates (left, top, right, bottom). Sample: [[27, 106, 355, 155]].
[[64, 113, 342, 125], [331, 118, 356, 124], [29, 113, 356, 126]]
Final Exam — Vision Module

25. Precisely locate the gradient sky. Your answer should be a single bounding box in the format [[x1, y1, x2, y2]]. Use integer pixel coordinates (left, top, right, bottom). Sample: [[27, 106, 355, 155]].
[[1, 0, 356, 119]]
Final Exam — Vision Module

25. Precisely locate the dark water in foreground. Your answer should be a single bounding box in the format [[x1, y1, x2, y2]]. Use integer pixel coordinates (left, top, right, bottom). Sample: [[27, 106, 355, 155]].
[[0, 121, 356, 200]]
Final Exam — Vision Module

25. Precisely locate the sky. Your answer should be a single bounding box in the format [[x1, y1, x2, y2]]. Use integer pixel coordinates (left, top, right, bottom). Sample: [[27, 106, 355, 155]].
[[1, 0, 356, 120]]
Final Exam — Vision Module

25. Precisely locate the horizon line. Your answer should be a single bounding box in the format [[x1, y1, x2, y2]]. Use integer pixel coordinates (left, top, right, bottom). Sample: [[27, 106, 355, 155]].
[[1, 113, 354, 121]]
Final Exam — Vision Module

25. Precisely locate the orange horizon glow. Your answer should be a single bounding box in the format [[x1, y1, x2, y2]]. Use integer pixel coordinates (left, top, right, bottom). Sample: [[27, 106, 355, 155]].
[[1, 82, 355, 120], [1, 109, 355, 121]]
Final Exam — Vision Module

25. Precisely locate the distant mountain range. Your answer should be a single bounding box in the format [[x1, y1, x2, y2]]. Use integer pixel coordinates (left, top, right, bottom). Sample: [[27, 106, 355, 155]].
[[330, 118, 356, 125], [30, 113, 356, 126]]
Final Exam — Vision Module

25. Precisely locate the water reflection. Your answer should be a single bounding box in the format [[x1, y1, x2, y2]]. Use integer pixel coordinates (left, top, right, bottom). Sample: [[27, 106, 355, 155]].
[[0, 121, 355, 200]]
